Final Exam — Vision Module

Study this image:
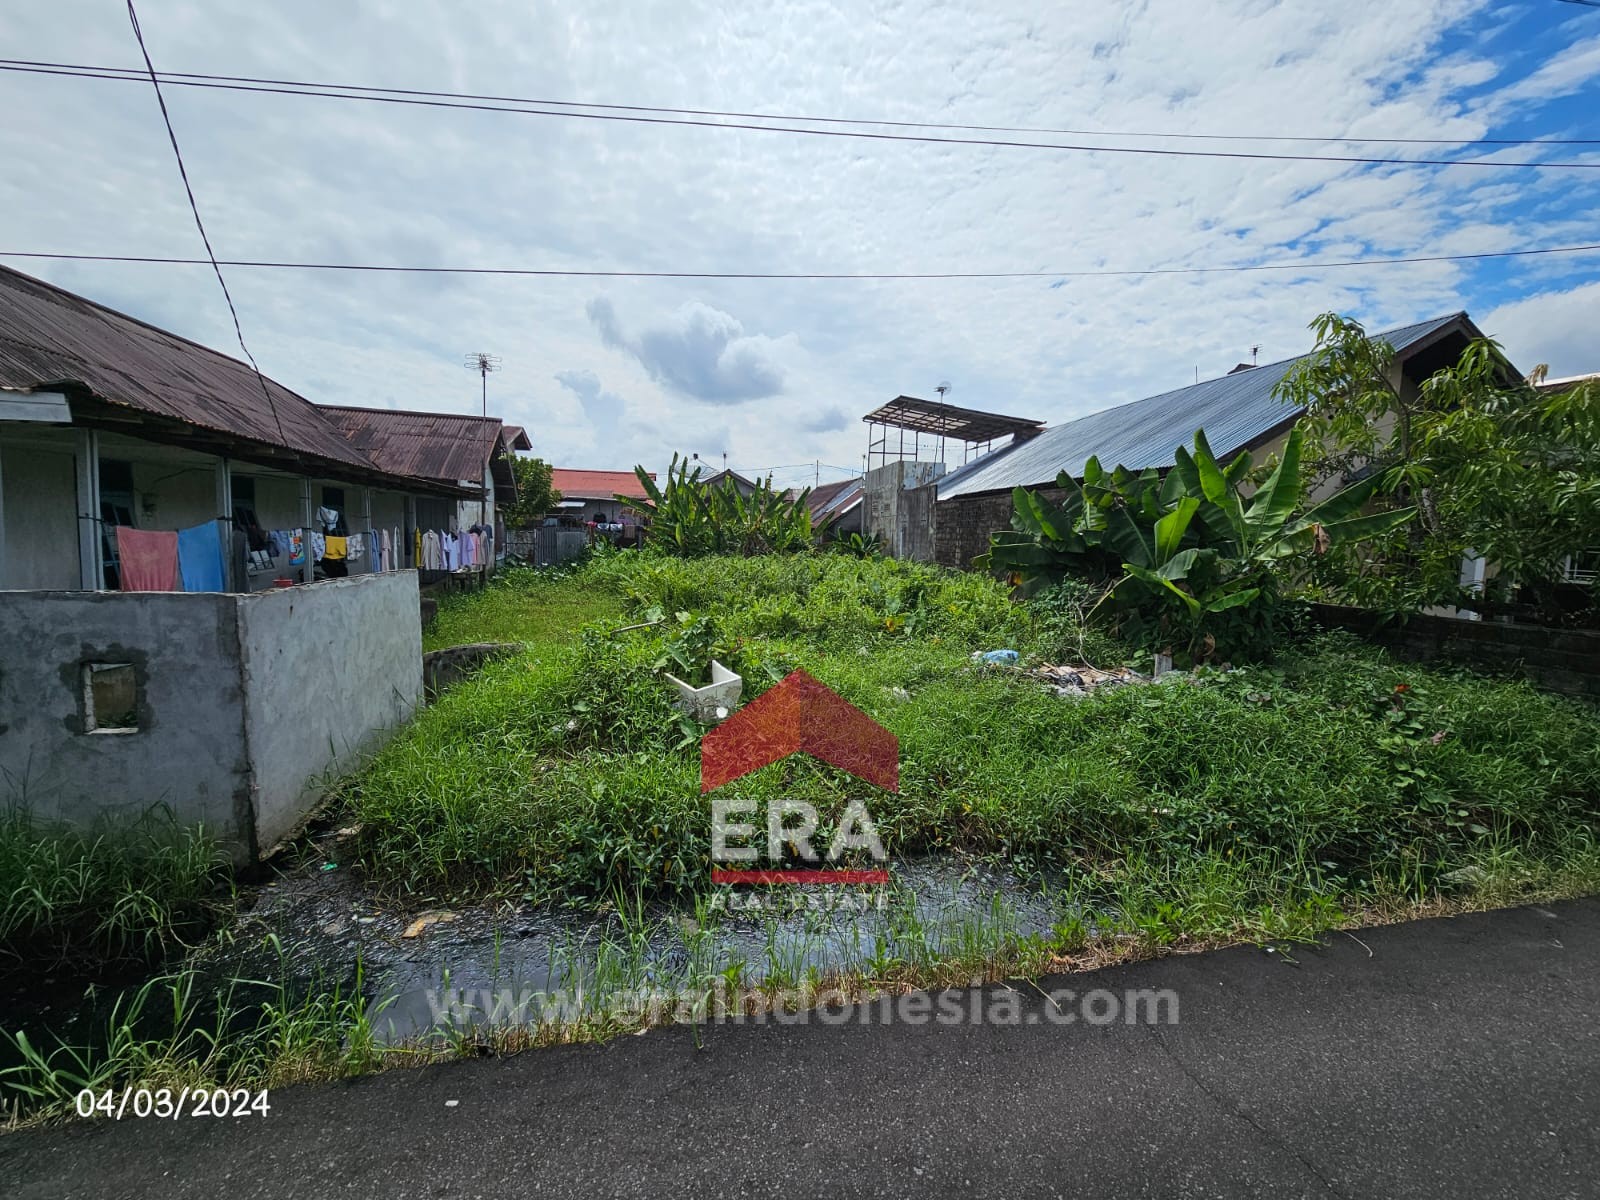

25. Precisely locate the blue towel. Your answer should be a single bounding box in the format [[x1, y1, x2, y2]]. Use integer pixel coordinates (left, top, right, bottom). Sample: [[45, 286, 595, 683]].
[[177, 521, 227, 592]]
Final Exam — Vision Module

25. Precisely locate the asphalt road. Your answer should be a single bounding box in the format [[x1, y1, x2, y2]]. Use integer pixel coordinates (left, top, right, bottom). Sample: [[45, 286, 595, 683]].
[[4, 899, 1597, 1199]]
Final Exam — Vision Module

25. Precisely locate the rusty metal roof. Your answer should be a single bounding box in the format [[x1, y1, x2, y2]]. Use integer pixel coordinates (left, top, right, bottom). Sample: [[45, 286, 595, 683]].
[[863, 396, 1045, 443], [320, 405, 510, 487], [0, 264, 378, 470]]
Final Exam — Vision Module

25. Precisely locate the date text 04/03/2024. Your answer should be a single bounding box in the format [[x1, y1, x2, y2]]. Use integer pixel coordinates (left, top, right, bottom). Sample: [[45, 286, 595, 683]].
[[75, 1088, 271, 1120]]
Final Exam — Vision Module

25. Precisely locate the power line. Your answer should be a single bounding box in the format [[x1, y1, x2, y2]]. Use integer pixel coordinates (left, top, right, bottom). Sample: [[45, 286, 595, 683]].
[[120, 3, 287, 446], [5, 59, 1598, 171], [5, 57, 1595, 149], [2, 241, 1598, 281]]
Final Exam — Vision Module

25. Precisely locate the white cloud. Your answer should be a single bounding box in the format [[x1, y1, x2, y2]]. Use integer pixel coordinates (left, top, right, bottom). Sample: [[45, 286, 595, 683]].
[[1482, 280, 1600, 377], [0, 0, 1594, 482], [586, 297, 792, 403]]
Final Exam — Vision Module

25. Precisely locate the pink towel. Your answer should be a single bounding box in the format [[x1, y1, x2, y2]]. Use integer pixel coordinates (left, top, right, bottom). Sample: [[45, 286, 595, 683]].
[[116, 527, 179, 591]]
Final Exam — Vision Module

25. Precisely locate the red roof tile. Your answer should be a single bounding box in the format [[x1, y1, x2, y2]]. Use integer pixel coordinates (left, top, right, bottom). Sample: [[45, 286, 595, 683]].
[[553, 468, 655, 500]]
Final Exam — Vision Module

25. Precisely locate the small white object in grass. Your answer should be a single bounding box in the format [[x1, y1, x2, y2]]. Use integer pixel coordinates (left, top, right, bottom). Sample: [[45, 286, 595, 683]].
[[715, 705, 729, 721], [565, 718, 578, 731], [445, 1099, 459, 1108]]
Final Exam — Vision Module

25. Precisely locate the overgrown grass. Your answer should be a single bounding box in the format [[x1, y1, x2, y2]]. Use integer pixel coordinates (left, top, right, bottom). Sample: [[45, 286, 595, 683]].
[[352, 553, 1600, 913], [11, 551, 1599, 1123], [422, 562, 622, 653], [0, 809, 232, 972]]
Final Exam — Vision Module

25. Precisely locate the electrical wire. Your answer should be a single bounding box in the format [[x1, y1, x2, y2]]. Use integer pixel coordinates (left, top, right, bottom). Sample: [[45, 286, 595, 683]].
[[5, 59, 1597, 171], [122, 2, 288, 447], [5, 57, 1595, 148], [3, 242, 1598, 281]]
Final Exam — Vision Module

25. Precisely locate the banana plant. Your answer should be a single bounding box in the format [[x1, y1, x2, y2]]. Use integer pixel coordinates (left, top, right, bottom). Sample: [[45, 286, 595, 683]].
[[619, 454, 816, 557], [981, 426, 1417, 660]]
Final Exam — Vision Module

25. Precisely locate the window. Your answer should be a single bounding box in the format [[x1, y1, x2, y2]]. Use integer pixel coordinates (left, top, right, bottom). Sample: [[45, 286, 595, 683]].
[[1564, 552, 1599, 585], [81, 662, 139, 734], [321, 485, 345, 509]]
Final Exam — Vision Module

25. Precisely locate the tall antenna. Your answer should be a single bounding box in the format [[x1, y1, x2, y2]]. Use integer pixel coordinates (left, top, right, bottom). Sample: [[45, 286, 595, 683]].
[[934, 381, 952, 467], [1251, 344, 1261, 366], [463, 352, 502, 418]]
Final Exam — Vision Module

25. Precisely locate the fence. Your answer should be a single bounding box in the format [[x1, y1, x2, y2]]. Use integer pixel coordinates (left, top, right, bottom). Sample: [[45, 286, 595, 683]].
[[505, 527, 593, 566], [1309, 603, 1600, 701]]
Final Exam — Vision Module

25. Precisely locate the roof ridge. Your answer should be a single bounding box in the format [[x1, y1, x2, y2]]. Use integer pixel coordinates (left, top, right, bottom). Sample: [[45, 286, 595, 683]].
[[320, 401, 503, 423]]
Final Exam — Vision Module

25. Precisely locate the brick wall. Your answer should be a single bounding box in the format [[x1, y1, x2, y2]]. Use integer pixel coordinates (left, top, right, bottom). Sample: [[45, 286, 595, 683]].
[[934, 487, 1071, 571], [1310, 603, 1600, 701]]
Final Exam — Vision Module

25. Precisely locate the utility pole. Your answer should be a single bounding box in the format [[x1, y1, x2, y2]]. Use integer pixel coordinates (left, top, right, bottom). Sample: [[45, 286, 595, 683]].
[[463, 352, 501, 527]]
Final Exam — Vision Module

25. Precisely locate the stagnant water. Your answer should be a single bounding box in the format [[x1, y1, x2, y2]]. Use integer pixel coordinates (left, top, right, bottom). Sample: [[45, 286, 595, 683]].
[[214, 833, 1072, 1043], [2, 831, 1075, 1059]]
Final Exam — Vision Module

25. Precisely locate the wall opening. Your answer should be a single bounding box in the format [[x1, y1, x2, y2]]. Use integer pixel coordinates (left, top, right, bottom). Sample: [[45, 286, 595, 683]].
[[81, 662, 139, 734]]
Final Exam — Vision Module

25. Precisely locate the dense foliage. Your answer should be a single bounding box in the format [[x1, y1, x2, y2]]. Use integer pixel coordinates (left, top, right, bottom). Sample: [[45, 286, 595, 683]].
[[500, 455, 561, 530], [353, 554, 1600, 908], [620, 454, 817, 556], [978, 427, 1411, 662], [1277, 313, 1600, 621]]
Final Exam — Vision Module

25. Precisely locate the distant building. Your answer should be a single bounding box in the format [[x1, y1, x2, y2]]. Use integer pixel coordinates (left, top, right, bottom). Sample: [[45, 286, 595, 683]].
[[549, 467, 655, 524]]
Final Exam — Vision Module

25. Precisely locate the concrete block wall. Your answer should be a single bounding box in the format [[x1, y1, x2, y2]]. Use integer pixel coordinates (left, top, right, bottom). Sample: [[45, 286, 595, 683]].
[[1309, 603, 1600, 701], [0, 571, 424, 862], [934, 487, 1072, 571]]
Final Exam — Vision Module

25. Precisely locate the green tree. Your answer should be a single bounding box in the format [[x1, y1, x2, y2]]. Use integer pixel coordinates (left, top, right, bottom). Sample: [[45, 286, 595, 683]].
[[501, 455, 561, 529], [978, 428, 1412, 662], [1276, 314, 1600, 620]]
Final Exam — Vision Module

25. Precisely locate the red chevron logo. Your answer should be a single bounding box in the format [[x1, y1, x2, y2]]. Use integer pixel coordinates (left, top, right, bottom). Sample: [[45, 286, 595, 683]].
[[700, 669, 899, 794]]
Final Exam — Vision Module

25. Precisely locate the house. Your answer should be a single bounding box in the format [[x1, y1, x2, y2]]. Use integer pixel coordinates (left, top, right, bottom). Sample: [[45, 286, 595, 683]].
[[700, 467, 761, 496], [322, 405, 531, 550], [929, 312, 1494, 569], [801, 477, 865, 540], [549, 467, 654, 525], [0, 264, 524, 863]]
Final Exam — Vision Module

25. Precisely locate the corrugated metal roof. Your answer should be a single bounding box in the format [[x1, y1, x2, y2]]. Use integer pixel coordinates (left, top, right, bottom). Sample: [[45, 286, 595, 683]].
[[501, 424, 532, 450], [806, 476, 864, 520], [0, 264, 373, 469], [320, 405, 505, 487], [863, 396, 1044, 442], [938, 313, 1471, 500], [552, 468, 655, 500]]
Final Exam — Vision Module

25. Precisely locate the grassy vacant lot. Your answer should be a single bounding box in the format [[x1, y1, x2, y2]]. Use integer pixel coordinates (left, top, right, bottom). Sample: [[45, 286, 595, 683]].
[[6, 550, 1598, 1123], [356, 551, 1600, 936]]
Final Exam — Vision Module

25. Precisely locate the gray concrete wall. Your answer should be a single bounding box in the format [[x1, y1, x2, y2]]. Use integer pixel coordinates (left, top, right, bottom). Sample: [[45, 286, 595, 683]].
[[864, 461, 944, 562], [0, 589, 255, 850], [0, 571, 424, 863], [236, 571, 422, 852]]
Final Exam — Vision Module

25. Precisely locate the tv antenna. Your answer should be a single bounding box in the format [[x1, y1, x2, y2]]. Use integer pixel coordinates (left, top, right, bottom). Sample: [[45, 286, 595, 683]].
[[934, 381, 952, 464], [463, 352, 502, 418]]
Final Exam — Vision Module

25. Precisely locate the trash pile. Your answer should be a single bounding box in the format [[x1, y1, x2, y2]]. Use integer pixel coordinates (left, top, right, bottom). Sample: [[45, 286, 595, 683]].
[[1029, 663, 1151, 697]]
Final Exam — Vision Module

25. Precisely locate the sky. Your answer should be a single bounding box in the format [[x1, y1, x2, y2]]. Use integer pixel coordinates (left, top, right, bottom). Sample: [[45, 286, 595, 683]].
[[2, 0, 1597, 491]]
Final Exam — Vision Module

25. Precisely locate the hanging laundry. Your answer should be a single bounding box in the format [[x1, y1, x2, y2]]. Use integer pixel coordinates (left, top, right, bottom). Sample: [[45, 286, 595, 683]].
[[115, 527, 179, 591], [288, 529, 306, 566], [177, 521, 227, 592], [310, 531, 326, 562], [323, 535, 348, 562], [346, 533, 364, 563], [380, 528, 392, 572]]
